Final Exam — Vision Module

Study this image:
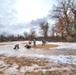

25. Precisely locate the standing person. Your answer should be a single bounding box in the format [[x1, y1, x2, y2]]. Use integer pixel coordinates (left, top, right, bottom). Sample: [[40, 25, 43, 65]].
[[33, 39, 36, 47], [42, 39, 46, 46]]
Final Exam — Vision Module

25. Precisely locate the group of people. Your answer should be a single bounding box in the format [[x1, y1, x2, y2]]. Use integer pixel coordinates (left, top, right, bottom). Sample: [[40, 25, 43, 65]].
[[13, 39, 46, 49], [24, 39, 36, 49]]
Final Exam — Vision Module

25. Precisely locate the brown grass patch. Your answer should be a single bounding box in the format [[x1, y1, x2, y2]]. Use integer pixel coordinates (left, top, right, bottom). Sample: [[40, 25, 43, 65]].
[[45, 71, 63, 75], [0, 43, 8, 46], [0, 54, 5, 57], [0, 55, 76, 75], [24, 70, 76, 75], [32, 44, 58, 49], [22, 41, 29, 44], [0, 43, 13, 46], [24, 71, 44, 75], [3, 57, 49, 69]]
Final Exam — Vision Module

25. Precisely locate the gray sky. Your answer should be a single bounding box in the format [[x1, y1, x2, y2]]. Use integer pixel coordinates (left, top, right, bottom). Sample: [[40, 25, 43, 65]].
[[0, 0, 56, 35]]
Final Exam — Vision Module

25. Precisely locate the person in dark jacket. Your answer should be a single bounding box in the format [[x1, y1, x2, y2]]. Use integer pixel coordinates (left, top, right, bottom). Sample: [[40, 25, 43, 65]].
[[25, 41, 31, 49]]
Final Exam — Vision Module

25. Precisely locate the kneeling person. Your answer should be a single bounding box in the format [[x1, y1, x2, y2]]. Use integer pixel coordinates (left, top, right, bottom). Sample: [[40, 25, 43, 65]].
[[25, 41, 31, 49], [25, 45, 31, 49], [14, 44, 19, 49]]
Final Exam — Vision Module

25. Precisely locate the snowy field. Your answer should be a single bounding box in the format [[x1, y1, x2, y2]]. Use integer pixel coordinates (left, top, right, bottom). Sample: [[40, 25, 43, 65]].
[[0, 41, 76, 75]]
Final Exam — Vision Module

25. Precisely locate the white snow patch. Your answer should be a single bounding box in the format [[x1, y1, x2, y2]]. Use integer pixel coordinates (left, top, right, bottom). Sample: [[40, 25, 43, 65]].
[[4, 63, 19, 75], [49, 42, 76, 49], [20, 64, 40, 73]]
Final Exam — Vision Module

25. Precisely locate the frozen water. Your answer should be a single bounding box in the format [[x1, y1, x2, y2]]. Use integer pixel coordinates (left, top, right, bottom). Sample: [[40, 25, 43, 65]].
[[0, 41, 76, 65]]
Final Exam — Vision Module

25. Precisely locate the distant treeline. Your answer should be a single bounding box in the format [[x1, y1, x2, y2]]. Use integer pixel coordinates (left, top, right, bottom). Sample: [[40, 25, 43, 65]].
[[0, 34, 75, 42], [0, 34, 24, 42]]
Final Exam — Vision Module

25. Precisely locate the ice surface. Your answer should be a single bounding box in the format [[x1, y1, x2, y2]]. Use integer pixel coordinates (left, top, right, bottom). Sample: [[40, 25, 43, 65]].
[[0, 41, 76, 65]]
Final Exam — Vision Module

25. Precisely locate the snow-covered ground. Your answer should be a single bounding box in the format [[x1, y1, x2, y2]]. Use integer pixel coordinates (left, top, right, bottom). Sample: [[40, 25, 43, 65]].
[[0, 41, 76, 63], [0, 41, 76, 75]]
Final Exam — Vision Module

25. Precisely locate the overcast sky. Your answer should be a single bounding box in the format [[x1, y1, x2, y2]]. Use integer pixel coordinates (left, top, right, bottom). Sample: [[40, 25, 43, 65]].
[[0, 0, 56, 35]]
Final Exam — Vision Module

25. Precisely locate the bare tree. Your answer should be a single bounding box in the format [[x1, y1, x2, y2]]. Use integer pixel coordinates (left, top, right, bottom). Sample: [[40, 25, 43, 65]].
[[24, 32, 29, 40], [50, 0, 76, 37], [29, 28, 36, 40], [39, 22, 49, 39]]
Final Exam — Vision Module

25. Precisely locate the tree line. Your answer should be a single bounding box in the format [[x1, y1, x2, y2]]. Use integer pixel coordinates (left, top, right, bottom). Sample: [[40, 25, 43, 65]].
[[0, 22, 49, 42]]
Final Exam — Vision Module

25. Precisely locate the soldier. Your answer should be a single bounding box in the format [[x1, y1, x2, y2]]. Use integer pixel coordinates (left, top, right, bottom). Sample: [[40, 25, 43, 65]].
[[14, 44, 19, 49]]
